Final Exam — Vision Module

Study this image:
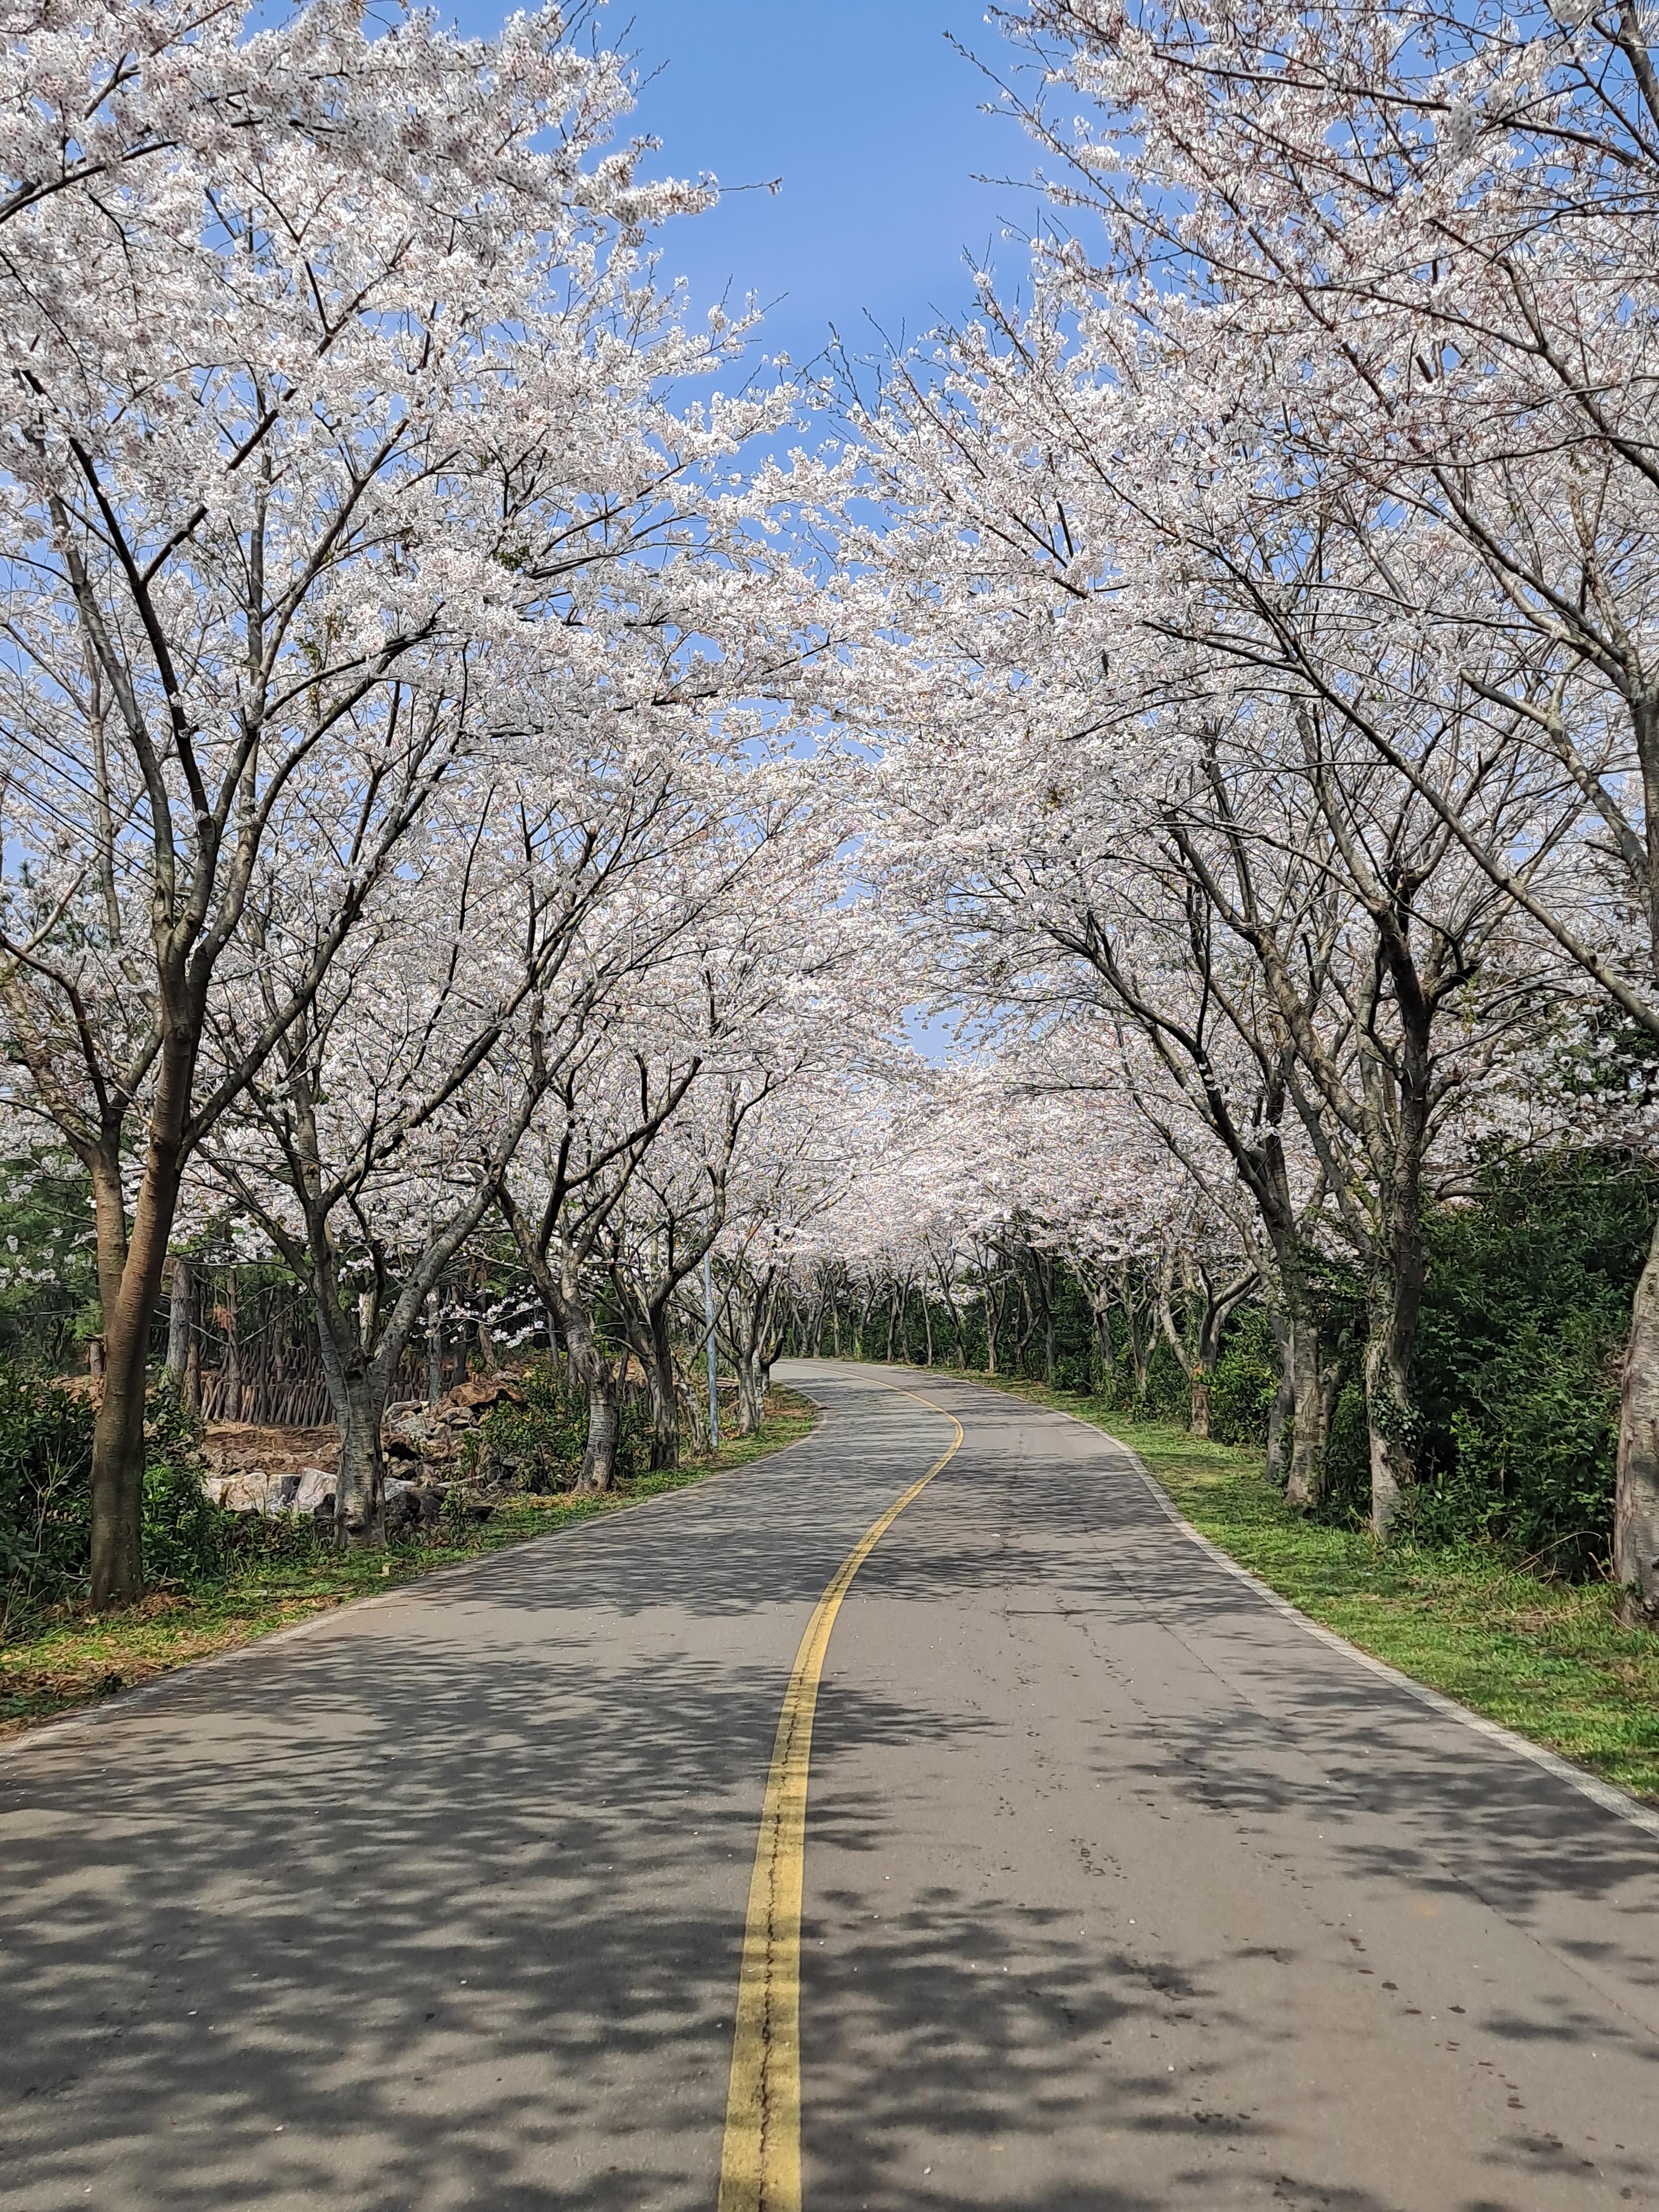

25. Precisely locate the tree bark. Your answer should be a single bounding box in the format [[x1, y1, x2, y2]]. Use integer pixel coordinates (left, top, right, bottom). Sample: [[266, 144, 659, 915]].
[[1615, 1210, 1659, 1621], [332, 1365, 388, 1545], [579, 1372, 621, 1493], [1365, 1158, 1427, 1537], [1283, 1305, 1329, 1510], [644, 1307, 680, 1471], [1265, 1310, 1294, 1488], [1189, 1373, 1211, 1439], [166, 1257, 193, 1382], [87, 1123, 185, 1606], [735, 1349, 762, 1437]]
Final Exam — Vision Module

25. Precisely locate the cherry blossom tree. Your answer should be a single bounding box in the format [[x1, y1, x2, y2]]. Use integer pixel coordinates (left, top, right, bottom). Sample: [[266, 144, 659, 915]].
[[0, 0, 791, 1596], [977, 0, 1659, 1589]]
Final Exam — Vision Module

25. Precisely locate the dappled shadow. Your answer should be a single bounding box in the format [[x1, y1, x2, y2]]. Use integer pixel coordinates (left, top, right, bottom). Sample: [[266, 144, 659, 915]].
[[0, 1376, 961, 2212], [787, 1363, 1659, 2212], [828, 1366, 1659, 1924], [3, 1363, 1657, 2212]]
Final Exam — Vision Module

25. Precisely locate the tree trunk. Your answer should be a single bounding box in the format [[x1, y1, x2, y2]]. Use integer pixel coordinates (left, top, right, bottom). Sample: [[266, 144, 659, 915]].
[[646, 1310, 680, 1472], [1037, 1253, 1056, 1385], [984, 1276, 1005, 1375], [427, 1293, 443, 1406], [333, 1366, 388, 1547], [1615, 1211, 1659, 1622], [87, 1124, 185, 1606], [736, 1351, 762, 1437], [1091, 1294, 1116, 1398], [1189, 1372, 1211, 1440], [1265, 1312, 1294, 1488], [1365, 1331, 1414, 1539], [88, 1330, 146, 1607], [166, 1257, 193, 1382], [1283, 1308, 1329, 1510], [222, 1271, 243, 1423], [1365, 1199, 1427, 1539], [580, 1377, 621, 1493]]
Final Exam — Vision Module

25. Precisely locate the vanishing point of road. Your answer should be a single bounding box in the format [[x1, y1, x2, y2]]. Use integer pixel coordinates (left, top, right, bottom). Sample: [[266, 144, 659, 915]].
[[3, 1362, 1658, 2211]]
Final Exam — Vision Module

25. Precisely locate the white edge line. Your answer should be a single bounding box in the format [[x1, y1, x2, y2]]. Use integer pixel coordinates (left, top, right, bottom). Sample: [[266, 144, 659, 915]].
[[1119, 1438, 1659, 1847], [0, 1397, 830, 1768], [870, 1363, 1659, 1849]]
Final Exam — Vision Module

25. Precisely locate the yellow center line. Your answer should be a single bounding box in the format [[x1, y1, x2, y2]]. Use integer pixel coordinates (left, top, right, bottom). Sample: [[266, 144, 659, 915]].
[[718, 1386, 964, 2212]]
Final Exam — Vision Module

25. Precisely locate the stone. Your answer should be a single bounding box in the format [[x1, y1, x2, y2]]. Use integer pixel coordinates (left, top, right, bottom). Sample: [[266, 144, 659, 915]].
[[384, 1487, 423, 1537]]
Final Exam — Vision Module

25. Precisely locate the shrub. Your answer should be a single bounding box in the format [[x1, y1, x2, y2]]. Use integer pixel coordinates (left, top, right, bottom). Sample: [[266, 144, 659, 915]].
[[1208, 1308, 1280, 1449], [1316, 1382, 1373, 1529], [463, 1359, 651, 1489], [464, 1362, 587, 1489], [1405, 1150, 1651, 1574], [0, 1367, 94, 1631], [0, 1366, 234, 1624], [141, 1379, 225, 1585]]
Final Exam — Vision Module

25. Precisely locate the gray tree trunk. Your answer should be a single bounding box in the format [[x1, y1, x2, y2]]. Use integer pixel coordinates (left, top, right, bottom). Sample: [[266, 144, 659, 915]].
[[332, 1368, 388, 1547], [166, 1257, 193, 1382], [1265, 1312, 1294, 1488], [426, 1293, 443, 1406], [735, 1351, 762, 1437], [580, 1380, 621, 1493], [1615, 1211, 1659, 1622], [1283, 1305, 1332, 1511]]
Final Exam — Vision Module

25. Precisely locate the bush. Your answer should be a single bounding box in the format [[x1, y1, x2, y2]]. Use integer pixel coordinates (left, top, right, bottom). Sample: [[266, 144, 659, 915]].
[[465, 1362, 587, 1490], [0, 1366, 233, 1625], [464, 1359, 652, 1489], [1405, 1150, 1652, 1574], [0, 1366, 93, 1630], [1209, 1308, 1280, 1449], [1316, 1382, 1373, 1529], [141, 1379, 224, 1585]]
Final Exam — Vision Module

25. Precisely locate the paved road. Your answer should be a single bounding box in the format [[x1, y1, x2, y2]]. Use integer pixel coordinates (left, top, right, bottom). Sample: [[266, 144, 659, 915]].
[[3, 1364, 1657, 2211]]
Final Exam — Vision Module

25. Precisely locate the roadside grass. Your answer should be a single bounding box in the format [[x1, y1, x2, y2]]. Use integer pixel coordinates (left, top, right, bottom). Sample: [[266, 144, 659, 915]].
[[0, 1385, 817, 1744], [929, 1369, 1659, 1804]]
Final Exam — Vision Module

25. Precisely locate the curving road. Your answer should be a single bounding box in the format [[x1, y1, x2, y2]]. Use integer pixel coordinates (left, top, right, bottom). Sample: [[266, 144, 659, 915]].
[[2, 1363, 1657, 2211]]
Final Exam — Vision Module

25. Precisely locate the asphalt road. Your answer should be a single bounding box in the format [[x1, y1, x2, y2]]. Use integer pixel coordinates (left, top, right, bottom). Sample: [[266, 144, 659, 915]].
[[3, 1363, 1658, 2211]]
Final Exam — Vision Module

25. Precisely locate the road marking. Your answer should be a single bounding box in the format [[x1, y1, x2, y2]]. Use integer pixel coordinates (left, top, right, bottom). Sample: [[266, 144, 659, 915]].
[[718, 1390, 964, 2212]]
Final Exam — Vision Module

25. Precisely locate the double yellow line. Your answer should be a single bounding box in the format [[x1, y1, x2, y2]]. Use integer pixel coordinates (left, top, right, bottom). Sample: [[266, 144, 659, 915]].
[[717, 1392, 964, 2212]]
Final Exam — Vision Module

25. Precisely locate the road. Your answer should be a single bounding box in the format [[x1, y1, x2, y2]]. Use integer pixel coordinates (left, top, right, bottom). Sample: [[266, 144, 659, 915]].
[[2, 1362, 1657, 2212]]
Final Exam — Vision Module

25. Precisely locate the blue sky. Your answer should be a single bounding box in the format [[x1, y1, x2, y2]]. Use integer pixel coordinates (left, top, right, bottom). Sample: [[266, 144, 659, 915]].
[[456, 1, 1039, 372]]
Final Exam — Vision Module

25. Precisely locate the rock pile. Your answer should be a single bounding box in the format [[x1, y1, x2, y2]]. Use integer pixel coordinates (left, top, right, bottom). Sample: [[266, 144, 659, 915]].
[[198, 1374, 524, 1525], [382, 1372, 523, 1471]]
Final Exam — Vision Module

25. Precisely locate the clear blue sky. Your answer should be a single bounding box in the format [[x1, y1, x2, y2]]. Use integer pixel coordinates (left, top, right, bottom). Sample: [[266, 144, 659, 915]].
[[459, 1, 1040, 371]]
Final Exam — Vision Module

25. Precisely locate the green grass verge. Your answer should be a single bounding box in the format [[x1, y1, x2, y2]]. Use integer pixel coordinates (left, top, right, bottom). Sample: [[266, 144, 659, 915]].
[[931, 1369, 1659, 1804], [0, 1386, 817, 1743]]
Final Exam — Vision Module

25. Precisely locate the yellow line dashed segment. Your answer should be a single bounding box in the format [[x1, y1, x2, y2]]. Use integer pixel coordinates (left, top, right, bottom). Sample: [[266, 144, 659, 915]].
[[718, 1389, 965, 2212]]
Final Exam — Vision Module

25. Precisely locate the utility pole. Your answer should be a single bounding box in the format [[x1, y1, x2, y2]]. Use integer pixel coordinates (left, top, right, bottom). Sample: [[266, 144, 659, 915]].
[[703, 1250, 720, 1452]]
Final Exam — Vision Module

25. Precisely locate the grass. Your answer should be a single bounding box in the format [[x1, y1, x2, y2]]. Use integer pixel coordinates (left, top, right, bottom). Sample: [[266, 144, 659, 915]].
[[933, 1369, 1659, 1805], [0, 1386, 817, 1744]]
